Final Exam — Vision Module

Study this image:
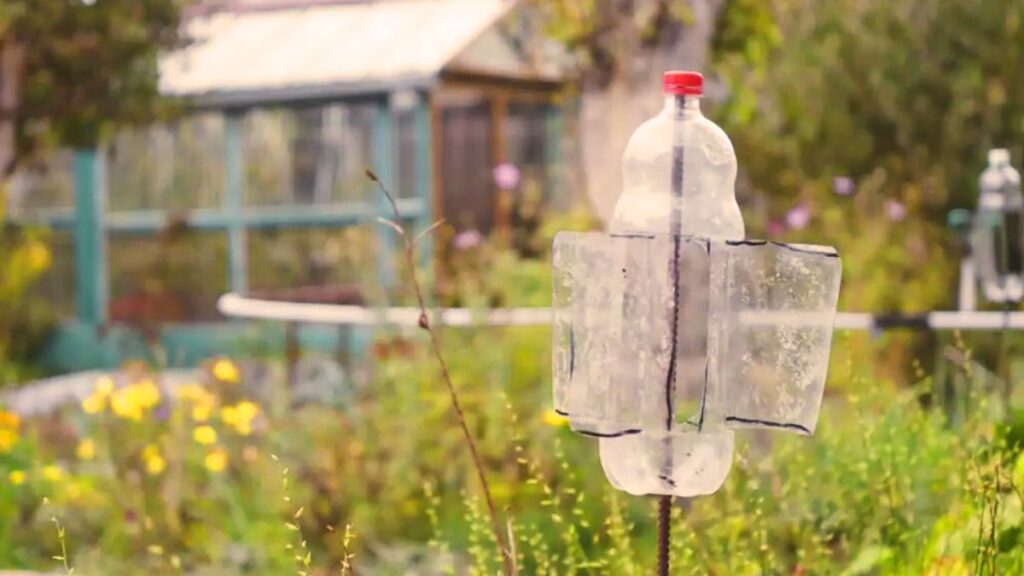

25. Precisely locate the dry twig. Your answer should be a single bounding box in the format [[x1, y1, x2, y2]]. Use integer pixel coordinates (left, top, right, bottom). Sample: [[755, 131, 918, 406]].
[[367, 169, 514, 575]]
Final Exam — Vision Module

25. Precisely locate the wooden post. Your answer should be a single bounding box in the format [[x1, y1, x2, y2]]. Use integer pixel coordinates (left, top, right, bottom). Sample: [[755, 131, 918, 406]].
[[490, 93, 509, 241]]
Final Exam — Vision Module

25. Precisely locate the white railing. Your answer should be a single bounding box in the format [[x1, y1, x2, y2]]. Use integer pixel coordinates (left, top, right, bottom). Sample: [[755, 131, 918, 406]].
[[218, 293, 1024, 331]]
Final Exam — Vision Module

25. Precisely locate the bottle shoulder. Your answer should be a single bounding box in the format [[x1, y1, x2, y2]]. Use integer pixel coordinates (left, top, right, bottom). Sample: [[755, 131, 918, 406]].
[[623, 113, 734, 162], [981, 165, 1022, 190]]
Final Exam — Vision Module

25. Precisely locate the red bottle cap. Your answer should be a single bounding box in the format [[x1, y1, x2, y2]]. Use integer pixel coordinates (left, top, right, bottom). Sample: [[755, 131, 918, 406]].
[[662, 71, 703, 96]]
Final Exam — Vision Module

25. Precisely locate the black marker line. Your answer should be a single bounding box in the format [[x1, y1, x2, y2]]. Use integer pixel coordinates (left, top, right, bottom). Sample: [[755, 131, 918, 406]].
[[578, 428, 643, 438], [569, 326, 576, 379], [725, 415, 811, 434]]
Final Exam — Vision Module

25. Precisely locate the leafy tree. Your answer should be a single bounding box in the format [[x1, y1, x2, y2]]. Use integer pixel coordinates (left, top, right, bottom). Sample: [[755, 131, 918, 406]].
[[0, 0, 185, 384], [1, 0, 185, 174], [711, 0, 1024, 375], [531, 0, 729, 220]]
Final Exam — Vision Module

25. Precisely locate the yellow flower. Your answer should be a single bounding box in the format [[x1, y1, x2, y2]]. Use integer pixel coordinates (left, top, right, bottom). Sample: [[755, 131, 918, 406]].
[[234, 421, 252, 436], [95, 376, 115, 396], [110, 388, 143, 421], [108, 380, 162, 421], [177, 384, 202, 400], [221, 400, 260, 436], [0, 411, 19, 452], [42, 465, 65, 483], [82, 376, 115, 415], [192, 403, 213, 423], [0, 428, 17, 453], [133, 379, 161, 410], [236, 400, 259, 420], [82, 393, 106, 414], [204, 449, 228, 473], [26, 241, 51, 272], [193, 425, 217, 446], [542, 409, 569, 428], [211, 358, 240, 384], [142, 444, 159, 460], [63, 482, 83, 501], [178, 383, 217, 421], [141, 444, 166, 476], [76, 438, 96, 461], [145, 454, 166, 476], [0, 410, 19, 429], [177, 383, 199, 400], [8, 470, 25, 485]]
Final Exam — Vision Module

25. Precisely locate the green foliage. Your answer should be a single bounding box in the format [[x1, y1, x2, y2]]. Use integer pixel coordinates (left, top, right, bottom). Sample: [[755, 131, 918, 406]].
[[0, 198, 54, 386], [711, 0, 1024, 376], [1, 314, 1024, 574], [3, 0, 185, 164], [529, 0, 697, 86], [438, 207, 596, 308]]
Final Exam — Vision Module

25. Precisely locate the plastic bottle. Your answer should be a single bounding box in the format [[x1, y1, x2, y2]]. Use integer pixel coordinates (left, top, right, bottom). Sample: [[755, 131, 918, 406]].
[[611, 71, 743, 239], [600, 71, 743, 497], [975, 148, 1024, 303]]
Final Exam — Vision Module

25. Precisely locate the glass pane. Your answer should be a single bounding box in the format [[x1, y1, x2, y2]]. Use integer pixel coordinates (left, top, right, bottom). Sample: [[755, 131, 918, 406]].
[[243, 104, 375, 207], [395, 108, 417, 200], [506, 103, 550, 200], [6, 150, 74, 216], [108, 230, 228, 324], [107, 114, 226, 212], [440, 101, 493, 232], [27, 231, 76, 319], [247, 226, 378, 298]]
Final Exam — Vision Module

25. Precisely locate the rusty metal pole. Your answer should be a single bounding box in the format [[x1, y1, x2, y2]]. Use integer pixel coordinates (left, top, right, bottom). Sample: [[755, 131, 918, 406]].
[[657, 495, 671, 576]]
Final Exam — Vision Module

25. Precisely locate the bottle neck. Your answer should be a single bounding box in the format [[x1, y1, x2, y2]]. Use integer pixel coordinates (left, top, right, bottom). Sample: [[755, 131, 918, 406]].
[[664, 95, 702, 118]]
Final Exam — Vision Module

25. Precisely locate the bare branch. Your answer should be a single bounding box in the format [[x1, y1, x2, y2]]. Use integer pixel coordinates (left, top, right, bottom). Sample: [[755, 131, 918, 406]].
[[367, 168, 401, 220], [413, 218, 447, 246], [367, 171, 513, 575], [375, 216, 406, 237]]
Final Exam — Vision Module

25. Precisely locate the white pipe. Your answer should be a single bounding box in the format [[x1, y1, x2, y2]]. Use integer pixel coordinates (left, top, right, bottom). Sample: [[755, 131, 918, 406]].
[[217, 293, 552, 327], [217, 293, 1024, 331]]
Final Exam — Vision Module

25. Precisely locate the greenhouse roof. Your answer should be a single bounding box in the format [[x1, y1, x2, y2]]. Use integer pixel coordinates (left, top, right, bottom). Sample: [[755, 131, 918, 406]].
[[160, 0, 554, 107]]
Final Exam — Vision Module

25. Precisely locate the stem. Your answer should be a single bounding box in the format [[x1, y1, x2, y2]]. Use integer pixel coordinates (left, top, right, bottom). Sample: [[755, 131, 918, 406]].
[[369, 171, 513, 575]]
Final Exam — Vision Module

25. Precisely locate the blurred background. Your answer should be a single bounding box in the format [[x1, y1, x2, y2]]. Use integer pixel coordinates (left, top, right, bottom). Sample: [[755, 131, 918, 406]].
[[1, 0, 1024, 574]]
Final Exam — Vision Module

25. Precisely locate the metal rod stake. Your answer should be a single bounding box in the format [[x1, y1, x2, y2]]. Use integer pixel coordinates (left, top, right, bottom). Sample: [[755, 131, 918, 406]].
[[657, 495, 672, 575]]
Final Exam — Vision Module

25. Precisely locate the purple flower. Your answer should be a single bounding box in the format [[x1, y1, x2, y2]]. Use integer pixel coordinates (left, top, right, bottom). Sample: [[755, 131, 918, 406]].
[[832, 177, 855, 196], [154, 403, 171, 422], [765, 219, 785, 237], [884, 199, 906, 222], [452, 229, 484, 251], [785, 203, 811, 230], [493, 163, 521, 191]]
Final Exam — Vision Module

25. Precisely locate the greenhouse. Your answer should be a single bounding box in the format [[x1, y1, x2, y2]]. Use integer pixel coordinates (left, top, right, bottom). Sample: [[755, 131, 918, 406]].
[[5, 0, 566, 372]]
